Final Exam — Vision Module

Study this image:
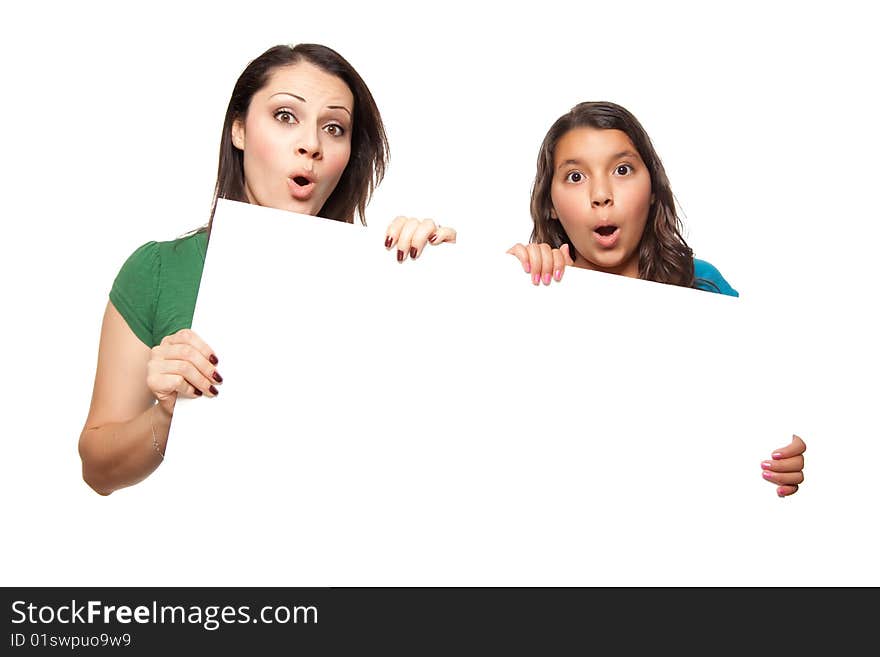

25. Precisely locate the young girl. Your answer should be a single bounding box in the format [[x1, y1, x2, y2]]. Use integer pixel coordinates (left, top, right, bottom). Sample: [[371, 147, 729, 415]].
[[79, 44, 456, 495], [507, 101, 806, 497]]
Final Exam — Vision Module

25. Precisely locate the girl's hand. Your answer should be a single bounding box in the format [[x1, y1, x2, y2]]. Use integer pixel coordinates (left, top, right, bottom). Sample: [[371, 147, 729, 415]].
[[761, 434, 806, 497], [384, 216, 456, 262], [506, 242, 574, 285], [146, 328, 222, 414]]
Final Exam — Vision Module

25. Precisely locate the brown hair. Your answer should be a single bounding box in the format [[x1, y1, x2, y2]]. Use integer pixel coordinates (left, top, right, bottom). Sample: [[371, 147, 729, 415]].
[[208, 44, 388, 229], [530, 101, 696, 288]]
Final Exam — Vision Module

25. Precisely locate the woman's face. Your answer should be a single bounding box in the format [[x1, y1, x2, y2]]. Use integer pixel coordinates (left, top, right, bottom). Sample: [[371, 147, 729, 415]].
[[550, 127, 653, 278], [232, 62, 354, 216]]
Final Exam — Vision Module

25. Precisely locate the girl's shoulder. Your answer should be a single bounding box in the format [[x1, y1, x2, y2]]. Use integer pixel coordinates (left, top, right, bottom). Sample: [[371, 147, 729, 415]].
[[694, 259, 739, 297]]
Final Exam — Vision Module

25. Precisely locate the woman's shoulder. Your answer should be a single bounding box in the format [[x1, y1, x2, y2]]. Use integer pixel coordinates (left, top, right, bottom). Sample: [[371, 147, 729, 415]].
[[693, 259, 740, 297], [110, 228, 208, 347], [155, 228, 208, 258], [147, 229, 208, 289], [118, 229, 207, 266], [136, 229, 209, 280]]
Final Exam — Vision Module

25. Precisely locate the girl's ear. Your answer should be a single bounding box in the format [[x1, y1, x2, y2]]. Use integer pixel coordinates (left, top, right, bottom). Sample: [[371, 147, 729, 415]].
[[650, 192, 655, 205], [550, 206, 558, 220]]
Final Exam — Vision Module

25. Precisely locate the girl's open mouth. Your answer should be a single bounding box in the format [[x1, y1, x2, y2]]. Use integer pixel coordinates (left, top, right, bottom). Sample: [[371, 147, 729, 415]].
[[593, 225, 620, 248]]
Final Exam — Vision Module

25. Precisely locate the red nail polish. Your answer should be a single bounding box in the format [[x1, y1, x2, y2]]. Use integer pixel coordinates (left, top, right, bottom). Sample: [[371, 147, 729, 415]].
[[209, 385, 219, 396], [209, 354, 219, 365], [410, 247, 417, 259], [384, 236, 393, 248], [428, 233, 437, 243], [193, 389, 203, 397], [397, 250, 404, 262], [212, 371, 223, 383]]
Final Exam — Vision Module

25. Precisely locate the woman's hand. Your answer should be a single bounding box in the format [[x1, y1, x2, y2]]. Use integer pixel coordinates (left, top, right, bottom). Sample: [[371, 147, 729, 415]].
[[507, 242, 574, 285], [761, 434, 806, 497], [385, 216, 456, 262], [146, 328, 222, 414]]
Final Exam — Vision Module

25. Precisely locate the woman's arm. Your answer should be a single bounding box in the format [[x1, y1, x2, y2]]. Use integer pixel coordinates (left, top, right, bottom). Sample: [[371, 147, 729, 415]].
[[78, 301, 163, 495], [79, 303, 221, 495]]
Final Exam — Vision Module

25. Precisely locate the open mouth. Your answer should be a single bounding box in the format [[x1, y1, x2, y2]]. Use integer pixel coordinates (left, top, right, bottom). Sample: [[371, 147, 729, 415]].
[[595, 225, 618, 237], [287, 175, 316, 201]]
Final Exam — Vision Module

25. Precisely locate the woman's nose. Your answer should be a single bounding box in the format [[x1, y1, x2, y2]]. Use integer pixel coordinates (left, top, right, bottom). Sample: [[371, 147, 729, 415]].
[[295, 129, 322, 159]]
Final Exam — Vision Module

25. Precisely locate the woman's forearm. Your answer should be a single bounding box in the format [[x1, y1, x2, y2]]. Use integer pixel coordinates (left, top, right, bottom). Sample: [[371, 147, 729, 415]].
[[78, 402, 173, 495]]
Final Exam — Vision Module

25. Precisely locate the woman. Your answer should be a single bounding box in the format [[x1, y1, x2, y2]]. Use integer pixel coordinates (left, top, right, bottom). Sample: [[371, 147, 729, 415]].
[[79, 44, 456, 495]]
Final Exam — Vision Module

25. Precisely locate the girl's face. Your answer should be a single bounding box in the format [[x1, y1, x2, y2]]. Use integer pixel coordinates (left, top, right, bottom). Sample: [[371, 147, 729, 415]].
[[550, 127, 653, 278], [232, 62, 354, 216]]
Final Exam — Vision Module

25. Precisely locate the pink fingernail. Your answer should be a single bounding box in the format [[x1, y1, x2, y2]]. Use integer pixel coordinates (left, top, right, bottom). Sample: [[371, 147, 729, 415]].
[[762, 471, 773, 480], [542, 273, 551, 285], [525, 262, 531, 274], [761, 461, 772, 470], [532, 274, 540, 285], [554, 269, 561, 281], [777, 487, 786, 498], [772, 452, 784, 460]]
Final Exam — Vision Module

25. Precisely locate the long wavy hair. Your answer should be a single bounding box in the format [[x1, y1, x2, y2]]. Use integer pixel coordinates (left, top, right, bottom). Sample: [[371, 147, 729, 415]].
[[530, 101, 697, 288], [206, 44, 389, 231]]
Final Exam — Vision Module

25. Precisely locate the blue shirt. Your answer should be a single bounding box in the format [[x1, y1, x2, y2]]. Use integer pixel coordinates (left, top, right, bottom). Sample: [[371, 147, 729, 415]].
[[694, 259, 739, 297]]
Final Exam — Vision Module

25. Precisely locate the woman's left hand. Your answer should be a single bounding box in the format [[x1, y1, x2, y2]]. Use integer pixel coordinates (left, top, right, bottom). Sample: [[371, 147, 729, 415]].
[[761, 434, 806, 497], [384, 216, 456, 262]]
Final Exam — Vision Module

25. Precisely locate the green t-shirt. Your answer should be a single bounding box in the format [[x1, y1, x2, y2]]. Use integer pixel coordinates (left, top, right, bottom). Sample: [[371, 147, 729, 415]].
[[109, 231, 208, 348]]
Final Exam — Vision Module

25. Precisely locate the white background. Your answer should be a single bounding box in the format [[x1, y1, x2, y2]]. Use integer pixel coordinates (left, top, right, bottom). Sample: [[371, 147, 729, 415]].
[[1, 0, 877, 585]]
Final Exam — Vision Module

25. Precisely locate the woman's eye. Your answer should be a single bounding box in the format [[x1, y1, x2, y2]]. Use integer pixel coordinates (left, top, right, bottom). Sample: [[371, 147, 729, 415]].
[[566, 171, 584, 183], [324, 124, 345, 137], [615, 164, 633, 175], [274, 109, 296, 124]]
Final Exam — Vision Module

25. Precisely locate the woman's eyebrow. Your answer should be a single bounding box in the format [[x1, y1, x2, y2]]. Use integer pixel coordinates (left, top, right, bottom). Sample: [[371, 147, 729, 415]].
[[268, 93, 351, 118], [327, 105, 352, 118], [270, 92, 307, 102]]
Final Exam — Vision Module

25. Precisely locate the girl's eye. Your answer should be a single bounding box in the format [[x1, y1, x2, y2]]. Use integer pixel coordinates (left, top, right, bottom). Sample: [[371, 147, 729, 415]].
[[274, 109, 296, 124], [615, 164, 633, 176], [565, 171, 584, 183], [324, 124, 345, 137]]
